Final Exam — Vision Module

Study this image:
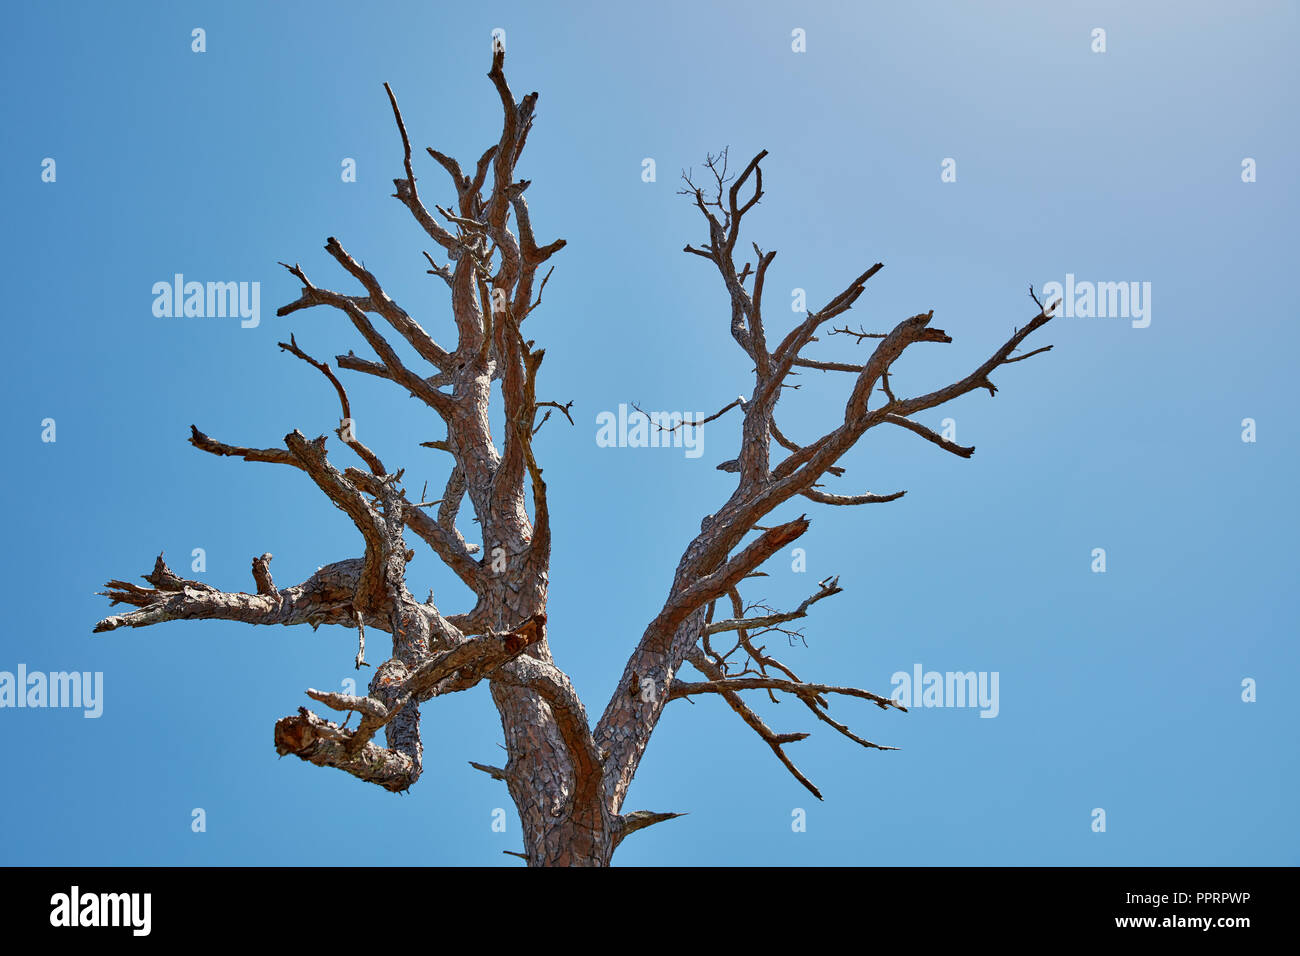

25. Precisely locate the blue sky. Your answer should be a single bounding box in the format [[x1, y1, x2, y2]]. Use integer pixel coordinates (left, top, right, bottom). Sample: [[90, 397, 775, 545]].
[[1, 0, 1296, 866]]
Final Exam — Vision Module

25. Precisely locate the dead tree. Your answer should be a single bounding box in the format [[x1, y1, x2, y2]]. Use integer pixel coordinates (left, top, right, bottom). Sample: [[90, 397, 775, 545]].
[[95, 50, 1057, 866]]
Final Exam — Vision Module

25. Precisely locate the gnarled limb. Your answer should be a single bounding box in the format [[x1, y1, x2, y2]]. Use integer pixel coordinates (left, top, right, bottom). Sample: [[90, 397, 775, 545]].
[[595, 149, 1056, 815], [276, 613, 549, 792], [95, 554, 370, 634]]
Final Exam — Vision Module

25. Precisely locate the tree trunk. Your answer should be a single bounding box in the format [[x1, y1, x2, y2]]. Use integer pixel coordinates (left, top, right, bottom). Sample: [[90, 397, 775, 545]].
[[497, 688, 616, 866]]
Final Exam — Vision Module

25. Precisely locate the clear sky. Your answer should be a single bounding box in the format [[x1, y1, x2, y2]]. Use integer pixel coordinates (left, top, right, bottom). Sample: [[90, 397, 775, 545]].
[[2, 0, 1296, 866]]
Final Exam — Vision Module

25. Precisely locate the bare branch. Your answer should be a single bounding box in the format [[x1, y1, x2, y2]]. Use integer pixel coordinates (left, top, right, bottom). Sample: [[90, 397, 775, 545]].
[[802, 488, 905, 506], [96, 556, 370, 634], [883, 414, 975, 458], [278, 334, 386, 475], [189, 425, 300, 470], [612, 810, 687, 850], [706, 576, 843, 636]]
